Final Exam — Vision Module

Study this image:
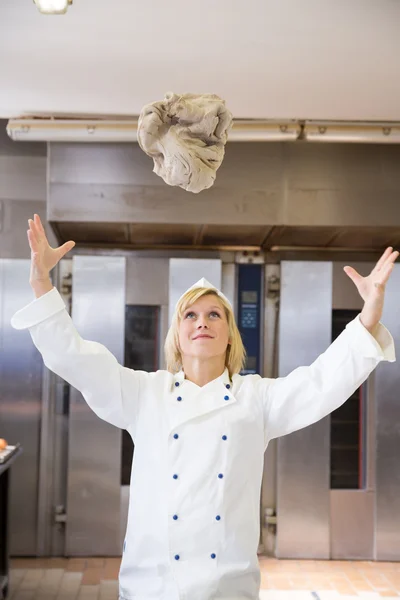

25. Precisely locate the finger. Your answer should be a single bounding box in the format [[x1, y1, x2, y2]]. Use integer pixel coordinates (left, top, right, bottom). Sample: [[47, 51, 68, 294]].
[[27, 230, 39, 253], [28, 218, 41, 240], [377, 249, 399, 277], [28, 219, 40, 245], [34, 213, 46, 236], [380, 248, 398, 267], [57, 241, 76, 258], [373, 247, 393, 273], [343, 266, 363, 286], [378, 261, 395, 286], [387, 250, 399, 265]]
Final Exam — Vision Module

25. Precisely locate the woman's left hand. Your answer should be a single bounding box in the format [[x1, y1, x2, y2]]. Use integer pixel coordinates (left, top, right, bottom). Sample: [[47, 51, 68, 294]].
[[343, 247, 399, 333]]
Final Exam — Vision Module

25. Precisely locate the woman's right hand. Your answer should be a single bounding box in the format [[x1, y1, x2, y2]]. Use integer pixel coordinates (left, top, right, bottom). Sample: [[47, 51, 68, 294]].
[[28, 214, 75, 285]]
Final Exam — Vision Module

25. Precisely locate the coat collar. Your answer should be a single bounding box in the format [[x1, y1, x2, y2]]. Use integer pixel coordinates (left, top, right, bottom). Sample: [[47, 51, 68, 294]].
[[168, 367, 236, 433]]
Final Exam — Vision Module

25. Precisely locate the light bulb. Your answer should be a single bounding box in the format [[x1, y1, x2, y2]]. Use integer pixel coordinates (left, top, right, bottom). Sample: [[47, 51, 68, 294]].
[[33, 0, 72, 15]]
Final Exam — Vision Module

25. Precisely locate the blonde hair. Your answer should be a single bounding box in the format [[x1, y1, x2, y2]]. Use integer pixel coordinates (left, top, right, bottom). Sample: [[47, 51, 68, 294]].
[[164, 287, 246, 377]]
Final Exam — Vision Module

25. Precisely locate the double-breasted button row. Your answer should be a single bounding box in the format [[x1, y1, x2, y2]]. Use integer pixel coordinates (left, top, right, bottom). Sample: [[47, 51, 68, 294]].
[[170, 380, 231, 565]]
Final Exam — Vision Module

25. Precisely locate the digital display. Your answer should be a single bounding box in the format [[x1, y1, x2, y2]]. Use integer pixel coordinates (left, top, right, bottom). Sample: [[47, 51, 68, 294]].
[[241, 290, 258, 303]]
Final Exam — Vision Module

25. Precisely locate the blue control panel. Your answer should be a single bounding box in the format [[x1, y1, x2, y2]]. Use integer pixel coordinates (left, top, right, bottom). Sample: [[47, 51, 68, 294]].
[[237, 265, 262, 375]]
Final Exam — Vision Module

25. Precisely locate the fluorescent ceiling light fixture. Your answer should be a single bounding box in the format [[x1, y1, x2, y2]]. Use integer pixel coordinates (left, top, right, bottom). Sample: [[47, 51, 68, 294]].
[[33, 0, 72, 14], [7, 119, 139, 142], [6, 119, 301, 143], [304, 122, 400, 143], [7, 118, 400, 144], [230, 120, 301, 142]]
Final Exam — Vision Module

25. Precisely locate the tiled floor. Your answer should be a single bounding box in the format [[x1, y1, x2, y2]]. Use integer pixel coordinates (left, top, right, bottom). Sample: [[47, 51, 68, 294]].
[[8, 557, 400, 599], [258, 557, 400, 598]]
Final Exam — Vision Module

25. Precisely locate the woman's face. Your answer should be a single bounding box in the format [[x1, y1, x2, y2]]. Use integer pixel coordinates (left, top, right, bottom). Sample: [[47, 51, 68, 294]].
[[178, 294, 230, 362]]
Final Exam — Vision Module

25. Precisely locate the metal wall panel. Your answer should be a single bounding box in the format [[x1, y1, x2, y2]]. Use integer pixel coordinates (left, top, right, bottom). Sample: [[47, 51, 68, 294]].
[[66, 256, 125, 556], [221, 263, 236, 312], [0, 199, 57, 260], [330, 490, 374, 559], [276, 261, 332, 558], [0, 259, 42, 554], [126, 257, 169, 306], [330, 261, 376, 560], [48, 143, 400, 229], [168, 259, 222, 324], [375, 264, 400, 560]]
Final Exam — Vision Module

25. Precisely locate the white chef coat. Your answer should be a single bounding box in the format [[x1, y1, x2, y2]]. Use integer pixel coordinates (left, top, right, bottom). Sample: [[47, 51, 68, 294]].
[[11, 287, 395, 600]]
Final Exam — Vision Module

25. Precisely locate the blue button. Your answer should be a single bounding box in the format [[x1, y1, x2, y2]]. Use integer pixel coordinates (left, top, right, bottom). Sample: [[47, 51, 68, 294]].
[[218, 473, 224, 479], [173, 515, 178, 520], [216, 515, 221, 521], [173, 474, 178, 479], [177, 396, 182, 401], [222, 435, 227, 441], [211, 553, 216, 559], [226, 384, 231, 389], [173, 434, 179, 439], [175, 554, 180, 560], [175, 382, 180, 387], [224, 395, 229, 401]]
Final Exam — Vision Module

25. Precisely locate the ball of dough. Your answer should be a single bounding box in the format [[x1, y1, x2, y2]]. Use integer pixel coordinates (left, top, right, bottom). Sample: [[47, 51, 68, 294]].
[[138, 92, 233, 193]]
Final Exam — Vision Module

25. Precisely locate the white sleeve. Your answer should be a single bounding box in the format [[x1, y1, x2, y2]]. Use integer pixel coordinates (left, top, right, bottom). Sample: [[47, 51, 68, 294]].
[[11, 287, 142, 429], [258, 315, 395, 442]]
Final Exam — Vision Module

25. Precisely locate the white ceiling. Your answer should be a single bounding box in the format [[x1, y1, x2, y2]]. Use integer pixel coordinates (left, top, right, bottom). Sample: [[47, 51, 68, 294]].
[[1, 0, 400, 121]]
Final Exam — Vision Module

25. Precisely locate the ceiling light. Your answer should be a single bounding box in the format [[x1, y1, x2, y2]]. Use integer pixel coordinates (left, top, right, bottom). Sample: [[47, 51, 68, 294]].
[[304, 122, 400, 143], [230, 120, 301, 141], [33, 0, 72, 15], [6, 118, 302, 143], [7, 119, 139, 142], [7, 118, 400, 144]]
